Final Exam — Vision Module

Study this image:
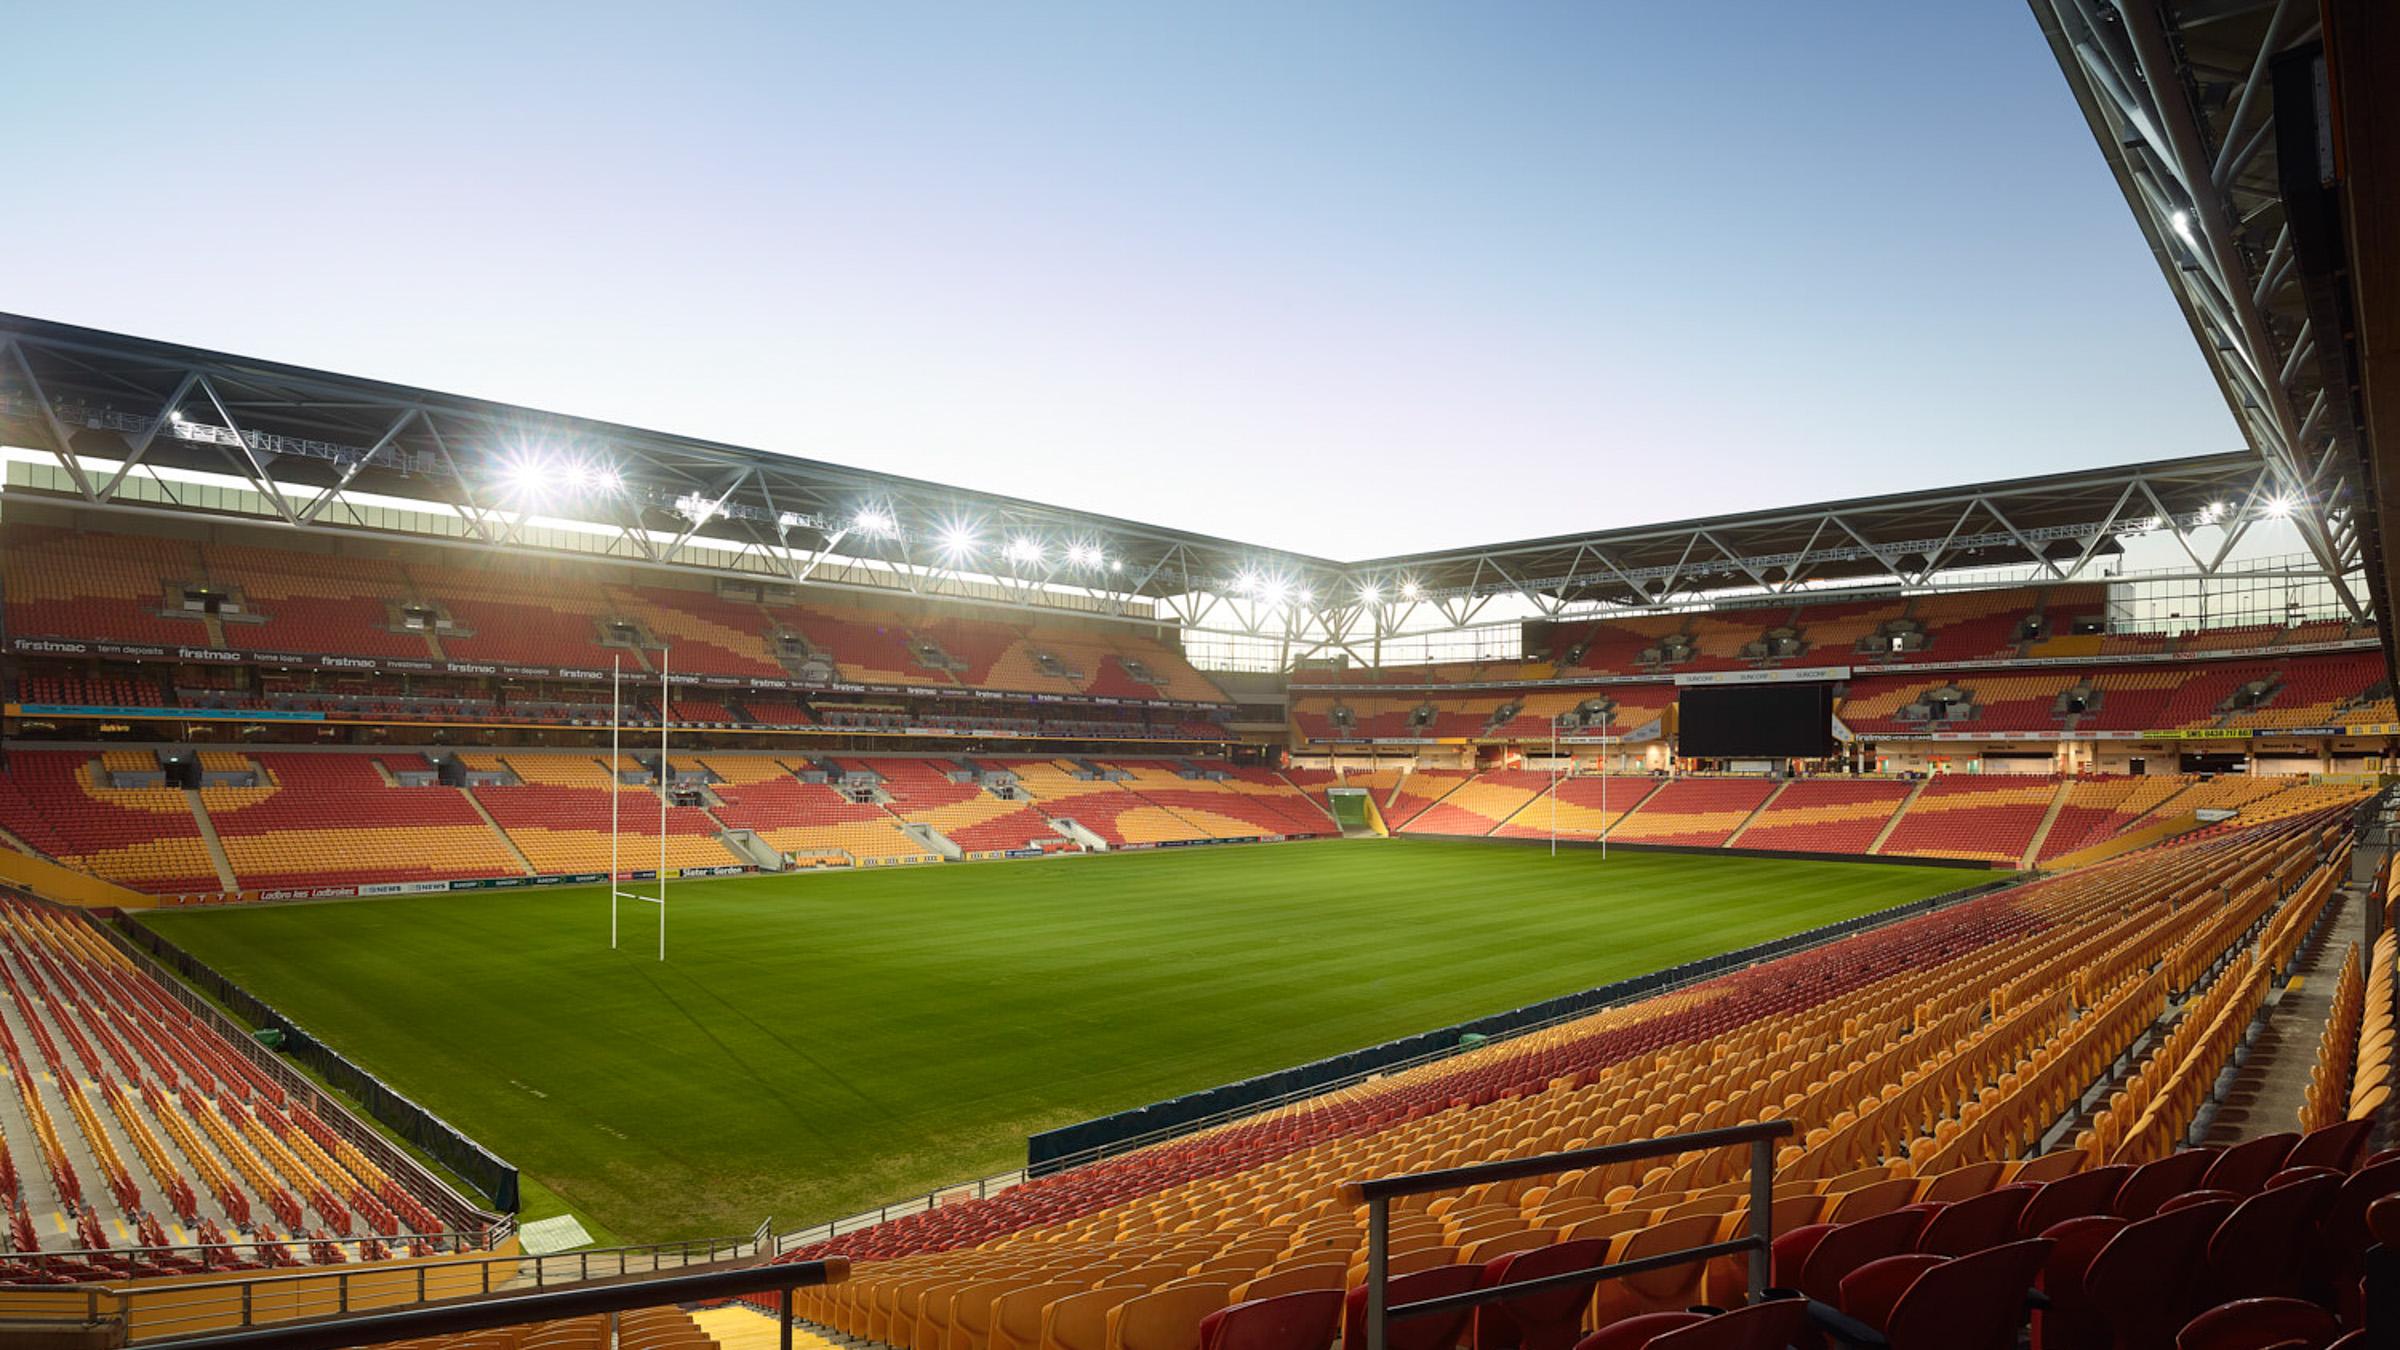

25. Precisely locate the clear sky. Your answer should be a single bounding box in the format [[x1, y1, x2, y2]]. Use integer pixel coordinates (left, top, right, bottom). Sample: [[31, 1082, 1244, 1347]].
[[3, 2, 2236, 560]]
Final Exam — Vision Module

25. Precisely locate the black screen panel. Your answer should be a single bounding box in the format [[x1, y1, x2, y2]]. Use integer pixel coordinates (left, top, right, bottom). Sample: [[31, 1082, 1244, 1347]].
[[1678, 683, 1834, 758]]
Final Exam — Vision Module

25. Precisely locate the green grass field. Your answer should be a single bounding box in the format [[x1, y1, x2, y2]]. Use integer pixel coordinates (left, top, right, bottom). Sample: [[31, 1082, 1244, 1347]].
[[139, 839, 1972, 1242]]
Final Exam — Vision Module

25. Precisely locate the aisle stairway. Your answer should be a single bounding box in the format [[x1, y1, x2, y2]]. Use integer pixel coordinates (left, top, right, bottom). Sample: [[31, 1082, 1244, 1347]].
[[2201, 889, 2352, 1144], [183, 789, 237, 892], [1718, 781, 1788, 848], [1865, 779, 1927, 855], [2019, 779, 2079, 869]]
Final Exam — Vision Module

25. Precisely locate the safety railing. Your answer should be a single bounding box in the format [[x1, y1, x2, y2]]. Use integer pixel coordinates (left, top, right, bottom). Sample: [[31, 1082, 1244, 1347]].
[[2, 1229, 781, 1344], [1342, 1119, 1796, 1350], [123, 1256, 848, 1350]]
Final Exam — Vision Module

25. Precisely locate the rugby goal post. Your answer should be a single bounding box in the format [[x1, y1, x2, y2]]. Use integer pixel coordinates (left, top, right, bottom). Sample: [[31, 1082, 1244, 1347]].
[[1549, 719, 1619, 860], [610, 649, 669, 961]]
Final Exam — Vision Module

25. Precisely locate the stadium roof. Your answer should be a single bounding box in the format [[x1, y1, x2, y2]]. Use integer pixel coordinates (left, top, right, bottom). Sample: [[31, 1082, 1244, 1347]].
[[2031, 0, 2379, 626], [0, 311, 2342, 640]]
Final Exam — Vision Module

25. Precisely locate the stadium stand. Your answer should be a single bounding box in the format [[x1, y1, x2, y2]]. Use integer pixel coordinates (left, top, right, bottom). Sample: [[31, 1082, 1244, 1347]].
[[1102, 762, 1332, 840], [1875, 775, 2059, 863], [408, 561, 627, 671], [1603, 777, 1779, 847], [864, 758, 1065, 855], [707, 766, 934, 866], [1489, 776, 1660, 840], [201, 544, 434, 660], [1007, 761, 1223, 848], [469, 754, 735, 875], [2, 531, 1231, 716], [0, 752, 220, 894], [607, 586, 786, 679], [2032, 775, 2194, 864], [776, 802, 2377, 1350], [1379, 770, 1466, 830], [2, 527, 210, 648], [200, 754, 525, 891], [1727, 778, 1915, 855], [1394, 771, 1550, 837], [0, 895, 463, 1265]]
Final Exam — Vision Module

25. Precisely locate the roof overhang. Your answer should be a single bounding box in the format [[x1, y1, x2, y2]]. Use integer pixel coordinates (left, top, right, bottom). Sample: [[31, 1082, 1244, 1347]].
[[2028, 0, 2374, 624]]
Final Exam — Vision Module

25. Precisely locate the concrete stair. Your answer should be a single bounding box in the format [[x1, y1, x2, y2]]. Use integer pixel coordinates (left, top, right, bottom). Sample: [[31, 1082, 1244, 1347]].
[[1867, 779, 1929, 855], [1721, 781, 1789, 848], [2018, 779, 2079, 869], [183, 789, 238, 892], [461, 788, 539, 877]]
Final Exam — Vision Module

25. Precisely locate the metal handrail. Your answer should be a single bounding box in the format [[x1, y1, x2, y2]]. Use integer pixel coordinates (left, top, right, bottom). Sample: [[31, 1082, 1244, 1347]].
[[3, 1228, 780, 1343], [1341, 1119, 1796, 1350], [131, 1256, 848, 1350]]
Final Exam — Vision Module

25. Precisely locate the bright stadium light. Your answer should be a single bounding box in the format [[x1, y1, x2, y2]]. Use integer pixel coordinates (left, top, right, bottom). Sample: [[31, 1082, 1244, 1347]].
[[1260, 578, 1289, 605], [853, 506, 899, 537], [1066, 543, 1102, 568], [1005, 537, 1045, 565], [1234, 571, 1261, 595], [938, 521, 980, 558], [1110, 559, 1124, 573], [502, 456, 552, 502], [2266, 495, 2297, 519], [2201, 500, 2225, 522], [1400, 580, 1422, 601], [1295, 588, 1314, 605], [589, 465, 622, 493], [1358, 584, 1382, 605]]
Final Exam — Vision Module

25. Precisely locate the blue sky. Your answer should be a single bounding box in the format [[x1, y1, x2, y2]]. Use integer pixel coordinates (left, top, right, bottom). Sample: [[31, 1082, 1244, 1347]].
[[2, 2, 2234, 558]]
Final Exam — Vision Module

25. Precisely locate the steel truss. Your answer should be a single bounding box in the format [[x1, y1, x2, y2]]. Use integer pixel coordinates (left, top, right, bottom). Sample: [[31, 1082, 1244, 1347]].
[[0, 316, 1345, 642], [0, 315, 2371, 665], [2030, 0, 2369, 619]]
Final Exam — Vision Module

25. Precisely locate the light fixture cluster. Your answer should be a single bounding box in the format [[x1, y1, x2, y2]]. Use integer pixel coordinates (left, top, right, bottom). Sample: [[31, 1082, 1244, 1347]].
[[1340, 577, 1425, 606], [919, 518, 1121, 572], [496, 452, 622, 503]]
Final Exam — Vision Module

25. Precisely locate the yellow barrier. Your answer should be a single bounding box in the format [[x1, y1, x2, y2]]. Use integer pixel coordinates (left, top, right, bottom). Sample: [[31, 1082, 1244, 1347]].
[[0, 849, 156, 909], [2044, 812, 2201, 873]]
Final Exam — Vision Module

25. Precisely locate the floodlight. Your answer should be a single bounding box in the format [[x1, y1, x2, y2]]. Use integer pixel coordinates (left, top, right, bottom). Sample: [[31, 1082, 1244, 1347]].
[[853, 506, 899, 536], [1005, 537, 1045, 564], [1234, 571, 1261, 595], [1358, 584, 1382, 605], [1110, 559, 1124, 573], [503, 456, 552, 501], [2266, 495, 2297, 519], [1260, 579, 1289, 605], [589, 466, 622, 493], [1400, 581, 1422, 601], [938, 522, 980, 557], [1067, 543, 1102, 568], [2201, 500, 2224, 522]]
